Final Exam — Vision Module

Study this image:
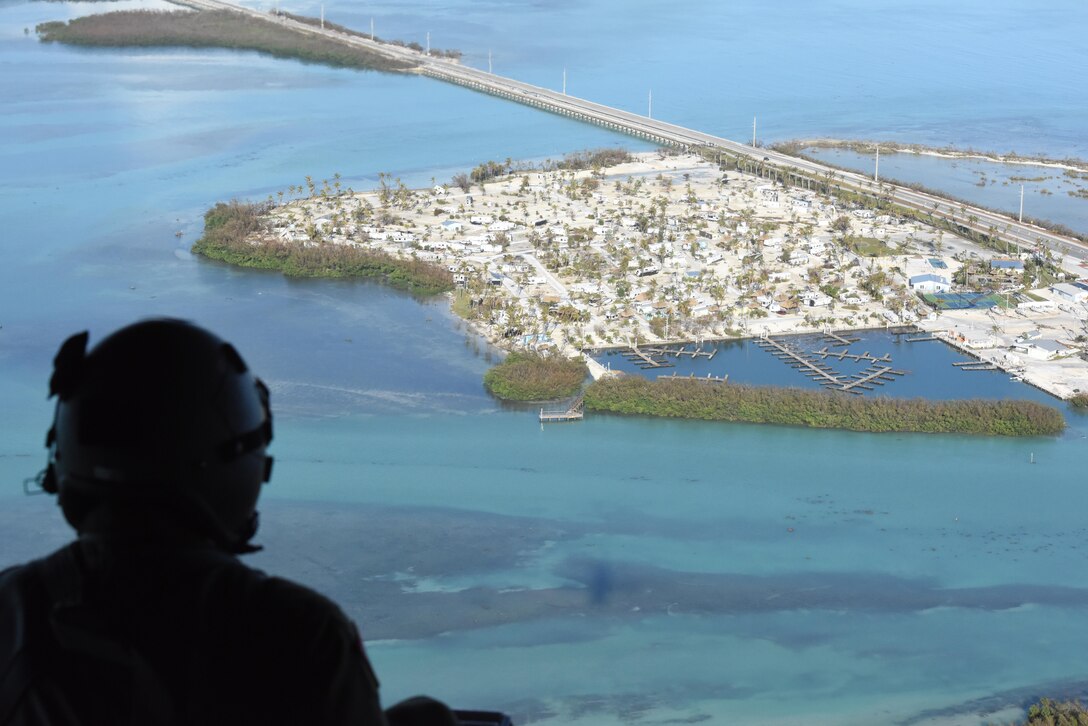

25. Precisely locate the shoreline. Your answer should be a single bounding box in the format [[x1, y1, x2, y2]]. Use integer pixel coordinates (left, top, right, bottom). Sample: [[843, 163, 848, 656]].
[[779, 138, 1088, 175], [213, 150, 1088, 402]]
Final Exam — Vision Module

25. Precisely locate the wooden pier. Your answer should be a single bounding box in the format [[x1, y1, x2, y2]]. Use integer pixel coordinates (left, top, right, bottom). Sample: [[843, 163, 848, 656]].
[[757, 337, 846, 388], [642, 345, 718, 360], [809, 347, 892, 363], [657, 372, 728, 383], [839, 366, 904, 392], [540, 395, 585, 423], [757, 335, 907, 394], [621, 346, 674, 369], [821, 331, 860, 347]]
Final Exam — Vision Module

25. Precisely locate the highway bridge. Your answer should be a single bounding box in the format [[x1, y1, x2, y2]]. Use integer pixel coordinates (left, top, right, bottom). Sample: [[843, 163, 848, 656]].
[[172, 0, 1087, 262]]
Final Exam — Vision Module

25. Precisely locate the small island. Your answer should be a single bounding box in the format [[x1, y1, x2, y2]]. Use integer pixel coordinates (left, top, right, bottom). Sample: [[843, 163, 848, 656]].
[[583, 376, 1066, 436], [36, 9, 427, 73], [483, 353, 588, 401]]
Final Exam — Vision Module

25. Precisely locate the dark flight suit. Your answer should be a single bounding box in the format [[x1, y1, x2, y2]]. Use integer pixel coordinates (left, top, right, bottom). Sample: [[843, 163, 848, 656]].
[[0, 524, 386, 726]]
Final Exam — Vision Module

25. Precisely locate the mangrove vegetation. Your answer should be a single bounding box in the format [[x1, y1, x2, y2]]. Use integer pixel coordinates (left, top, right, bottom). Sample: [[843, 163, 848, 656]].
[[583, 376, 1066, 436], [36, 10, 419, 73], [193, 201, 453, 295], [483, 352, 588, 401]]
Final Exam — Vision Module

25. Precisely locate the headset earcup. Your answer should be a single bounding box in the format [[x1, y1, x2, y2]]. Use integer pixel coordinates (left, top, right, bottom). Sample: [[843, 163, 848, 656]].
[[42, 464, 58, 494]]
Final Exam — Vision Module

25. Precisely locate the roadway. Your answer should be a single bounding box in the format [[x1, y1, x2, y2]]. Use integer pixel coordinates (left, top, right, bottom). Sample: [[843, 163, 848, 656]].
[[169, 0, 1086, 263]]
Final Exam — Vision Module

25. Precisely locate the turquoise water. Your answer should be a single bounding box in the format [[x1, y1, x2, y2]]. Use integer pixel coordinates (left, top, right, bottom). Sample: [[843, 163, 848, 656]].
[[4, 0, 1088, 722]]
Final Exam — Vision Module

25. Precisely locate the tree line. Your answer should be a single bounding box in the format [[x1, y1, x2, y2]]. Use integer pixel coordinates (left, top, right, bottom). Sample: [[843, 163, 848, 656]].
[[583, 376, 1066, 436], [36, 10, 419, 73], [193, 201, 453, 296]]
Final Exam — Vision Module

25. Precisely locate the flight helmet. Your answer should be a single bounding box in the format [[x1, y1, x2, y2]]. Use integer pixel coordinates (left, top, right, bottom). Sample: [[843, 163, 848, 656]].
[[43, 319, 273, 553]]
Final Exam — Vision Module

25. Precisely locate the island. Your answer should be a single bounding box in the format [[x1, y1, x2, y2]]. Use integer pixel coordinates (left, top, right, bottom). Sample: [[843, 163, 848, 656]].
[[35, 8, 450, 73], [192, 148, 1088, 414], [583, 376, 1065, 437]]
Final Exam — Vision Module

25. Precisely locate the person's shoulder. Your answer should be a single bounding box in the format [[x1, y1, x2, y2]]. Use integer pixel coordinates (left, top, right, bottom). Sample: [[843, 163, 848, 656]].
[[206, 559, 360, 643], [0, 543, 77, 594], [209, 558, 344, 617]]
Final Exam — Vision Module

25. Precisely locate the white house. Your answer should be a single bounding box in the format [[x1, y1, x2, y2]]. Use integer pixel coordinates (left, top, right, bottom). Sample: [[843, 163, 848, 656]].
[[963, 334, 999, 349], [1016, 339, 1067, 360], [1050, 282, 1088, 303], [801, 290, 832, 308], [909, 274, 951, 293], [441, 219, 464, 233]]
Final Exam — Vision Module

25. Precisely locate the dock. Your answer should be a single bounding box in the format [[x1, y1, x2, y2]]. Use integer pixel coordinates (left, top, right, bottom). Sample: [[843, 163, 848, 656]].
[[540, 395, 585, 423], [839, 366, 905, 393], [657, 372, 728, 383], [757, 335, 907, 394], [642, 345, 718, 360], [821, 331, 860, 347], [621, 346, 674, 369], [756, 336, 846, 388], [808, 347, 892, 363]]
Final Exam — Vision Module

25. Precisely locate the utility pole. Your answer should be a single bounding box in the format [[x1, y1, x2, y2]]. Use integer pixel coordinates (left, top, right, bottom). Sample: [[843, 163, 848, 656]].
[[648, 89, 652, 119], [1019, 184, 1024, 223], [874, 145, 879, 183], [370, 17, 374, 40], [752, 116, 757, 147], [320, 4, 324, 29], [426, 31, 430, 55]]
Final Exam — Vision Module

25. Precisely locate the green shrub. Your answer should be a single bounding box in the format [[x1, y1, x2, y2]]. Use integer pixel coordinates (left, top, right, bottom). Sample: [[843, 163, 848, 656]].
[[37, 10, 418, 72], [483, 353, 588, 401], [193, 201, 452, 295], [583, 377, 1065, 436], [1025, 698, 1088, 725]]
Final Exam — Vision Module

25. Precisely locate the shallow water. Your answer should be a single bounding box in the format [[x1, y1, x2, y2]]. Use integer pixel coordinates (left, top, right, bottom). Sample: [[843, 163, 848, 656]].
[[804, 147, 1088, 235], [4, 0, 1088, 722]]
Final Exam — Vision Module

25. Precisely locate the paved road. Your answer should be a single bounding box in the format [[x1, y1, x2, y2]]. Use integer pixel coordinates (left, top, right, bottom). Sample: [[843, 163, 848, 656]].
[[173, 0, 1086, 262]]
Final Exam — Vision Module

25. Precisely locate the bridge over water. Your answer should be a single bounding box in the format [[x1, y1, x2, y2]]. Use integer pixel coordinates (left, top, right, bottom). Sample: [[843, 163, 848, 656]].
[[173, 0, 1087, 261]]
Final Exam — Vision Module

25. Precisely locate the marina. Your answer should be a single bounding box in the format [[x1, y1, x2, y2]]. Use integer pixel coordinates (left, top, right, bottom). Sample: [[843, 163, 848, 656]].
[[595, 328, 1057, 405]]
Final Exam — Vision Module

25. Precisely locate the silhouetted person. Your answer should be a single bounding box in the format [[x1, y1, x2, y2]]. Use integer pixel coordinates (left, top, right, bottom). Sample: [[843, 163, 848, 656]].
[[0, 319, 458, 725]]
